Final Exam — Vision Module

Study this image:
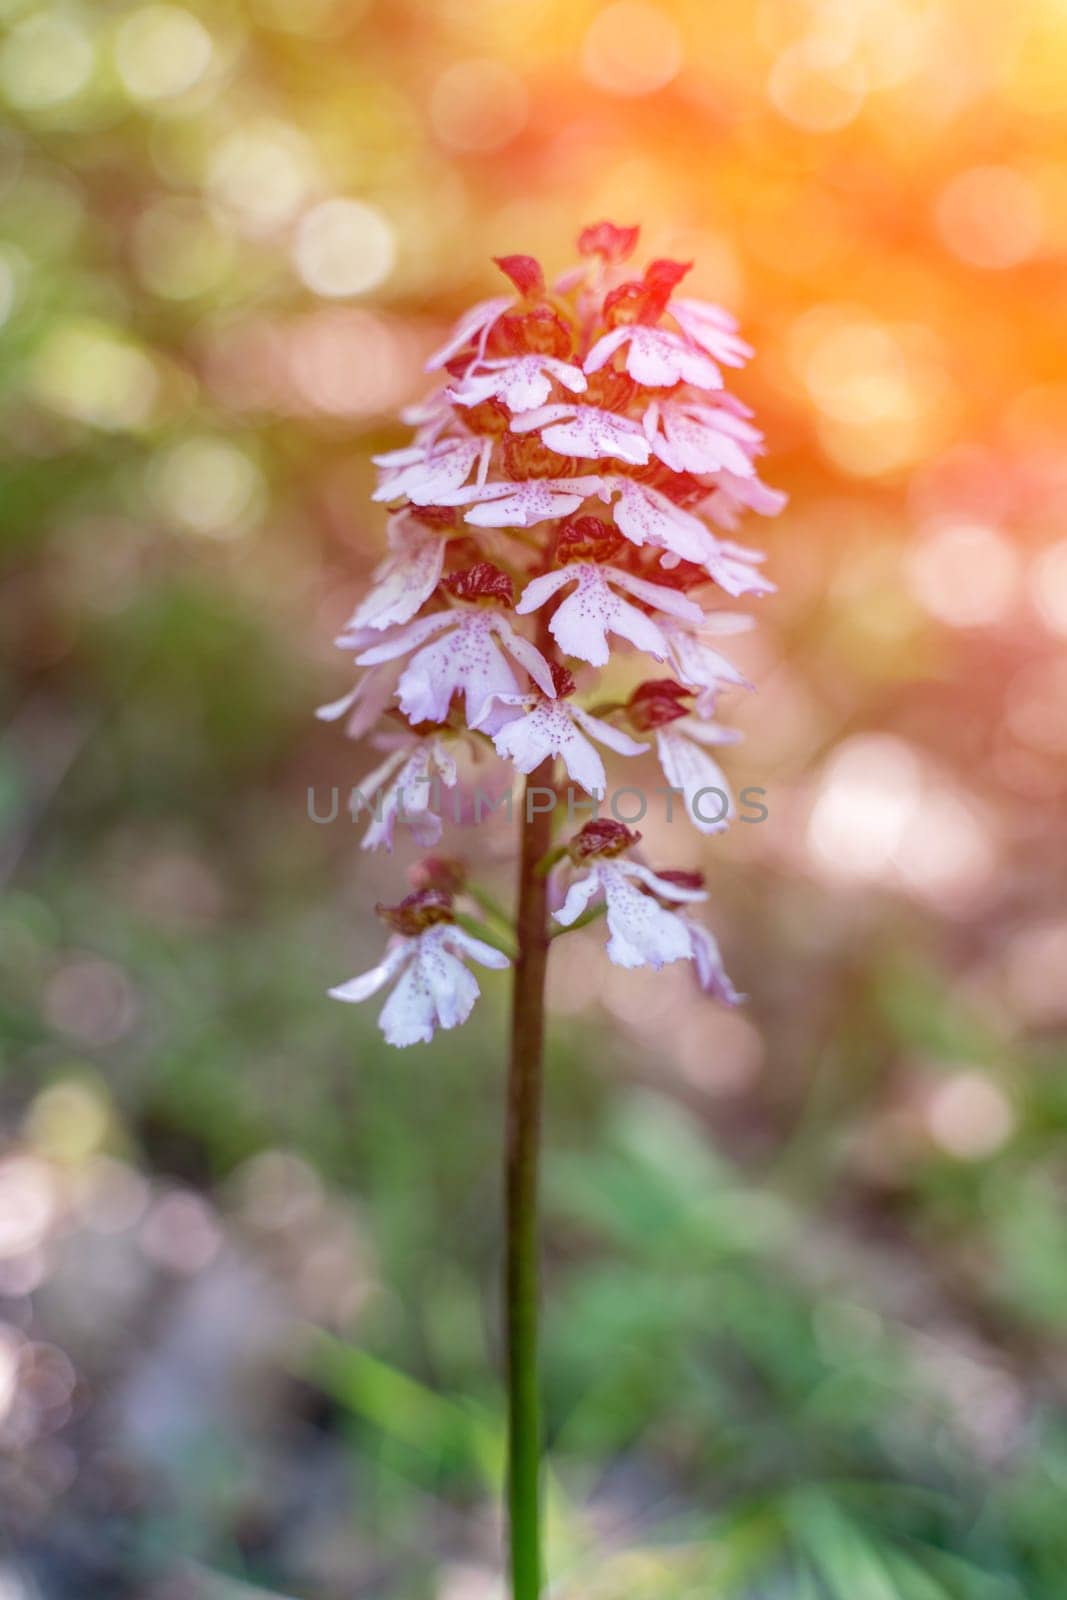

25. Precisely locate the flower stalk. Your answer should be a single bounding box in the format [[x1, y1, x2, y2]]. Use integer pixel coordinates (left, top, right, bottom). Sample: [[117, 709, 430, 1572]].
[[504, 756, 555, 1600]]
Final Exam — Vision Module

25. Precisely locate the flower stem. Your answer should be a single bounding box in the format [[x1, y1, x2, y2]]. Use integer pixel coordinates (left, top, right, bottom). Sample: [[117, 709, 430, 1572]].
[[505, 758, 554, 1600]]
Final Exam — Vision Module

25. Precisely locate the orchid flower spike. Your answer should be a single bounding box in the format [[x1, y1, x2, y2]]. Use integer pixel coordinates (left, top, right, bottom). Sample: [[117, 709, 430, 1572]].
[[322, 222, 782, 1044]]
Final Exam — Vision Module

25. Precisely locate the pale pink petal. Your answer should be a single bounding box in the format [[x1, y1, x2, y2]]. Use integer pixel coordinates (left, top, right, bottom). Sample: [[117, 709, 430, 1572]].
[[606, 478, 716, 565], [608, 569, 704, 623], [552, 715, 608, 797], [354, 611, 454, 666], [396, 617, 523, 729], [569, 703, 649, 758], [584, 324, 722, 390], [492, 702, 558, 774], [359, 740, 457, 852], [450, 356, 587, 413], [492, 700, 608, 796], [329, 938, 411, 1004], [687, 922, 744, 1003], [515, 567, 574, 615], [646, 401, 758, 478], [488, 614, 558, 698], [671, 299, 753, 368], [702, 473, 788, 533], [437, 476, 602, 529], [700, 538, 776, 598], [512, 403, 650, 466], [553, 867, 603, 927], [680, 715, 744, 748], [425, 295, 511, 371], [545, 570, 672, 665], [618, 861, 708, 903], [377, 957, 441, 1045], [353, 744, 408, 806], [601, 866, 693, 970], [447, 926, 512, 970], [373, 438, 485, 505], [418, 937, 482, 1030], [655, 727, 733, 835], [659, 619, 750, 707], [350, 527, 446, 631], [316, 683, 365, 723]]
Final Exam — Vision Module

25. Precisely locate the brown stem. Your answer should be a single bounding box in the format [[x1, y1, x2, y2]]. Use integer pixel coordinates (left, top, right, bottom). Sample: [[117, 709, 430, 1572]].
[[504, 757, 555, 1600]]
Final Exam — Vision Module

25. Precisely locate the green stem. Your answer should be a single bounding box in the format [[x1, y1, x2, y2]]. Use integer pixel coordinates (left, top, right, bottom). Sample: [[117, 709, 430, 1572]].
[[505, 758, 554, 1600], [466, 882, 515, 933], [454, 911, 516, 962]]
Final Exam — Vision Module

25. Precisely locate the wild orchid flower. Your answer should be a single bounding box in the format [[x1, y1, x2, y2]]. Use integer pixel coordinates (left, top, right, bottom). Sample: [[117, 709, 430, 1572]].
[[319, 222, 782, 1600]]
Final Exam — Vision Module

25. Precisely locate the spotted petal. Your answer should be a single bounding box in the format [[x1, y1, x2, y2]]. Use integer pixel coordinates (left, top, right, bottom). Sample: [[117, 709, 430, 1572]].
[[584, 324, 722, 390], [449, 355, 587, 413], [601, 864, 694, 970], [670, 298, 753, 369], [511, 404, 650, 465], [349, 519, 446, 631], [438, 475, 603, 529]]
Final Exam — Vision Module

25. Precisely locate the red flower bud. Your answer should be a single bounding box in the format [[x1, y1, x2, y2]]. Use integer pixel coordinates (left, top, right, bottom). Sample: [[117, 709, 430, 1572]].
[[443, 562, 515, 605], [487, 305, 574, 360], [626, 678, 693, 731], [651, 867, 705, 893], [554, 515, 624, 564], [569, 818, 640, 860], [577, 220, 641, 263], [494, 253, 545, 299], [603, 256, 692, 328], [376, 888, 455, 935]]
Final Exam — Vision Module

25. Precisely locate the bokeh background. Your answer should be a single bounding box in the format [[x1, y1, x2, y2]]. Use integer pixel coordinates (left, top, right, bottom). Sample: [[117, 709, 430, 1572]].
[[2, 0, 1067, 1595]]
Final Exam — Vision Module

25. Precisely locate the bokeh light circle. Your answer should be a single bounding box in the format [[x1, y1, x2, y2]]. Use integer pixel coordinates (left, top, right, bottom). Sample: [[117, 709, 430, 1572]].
[[430, 59, 528, 152], [935, 166, 1043, 269], [151, 436, 263, 536], [293, 198, 395, 298], [581, 2, 683, 97], [207, 121, 317, 234], [0, 12, 95, 111], [907, 523, 1021, 628], [1029, 540, 1067, 636], [114, 5, 213, 102]]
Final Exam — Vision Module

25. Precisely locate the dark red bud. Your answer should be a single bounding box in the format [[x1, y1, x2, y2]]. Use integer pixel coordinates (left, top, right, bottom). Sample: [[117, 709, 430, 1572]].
[[443, 562, 514, 605], [410, 504, 457, 529], [626, 678, 693, 731], [570, 818, 640, 861], [554, 515, 624, 564], [577, 220, 641, 263], [494, 254, 545, 299], [376, 888, 454, 935], [653, 868, 705, 892], [487, 305, 574, 360], [603, 257, 693, 328], [645, 258, 692, 295]]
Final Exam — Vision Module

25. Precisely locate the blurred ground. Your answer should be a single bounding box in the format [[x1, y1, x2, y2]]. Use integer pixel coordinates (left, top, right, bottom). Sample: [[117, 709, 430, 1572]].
[[1, 1, 1066, 1596]]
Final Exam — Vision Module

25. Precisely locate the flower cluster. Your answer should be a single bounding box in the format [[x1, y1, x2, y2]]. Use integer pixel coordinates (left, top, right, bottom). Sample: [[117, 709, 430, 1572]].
[[324, 223, 782, 1045]]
